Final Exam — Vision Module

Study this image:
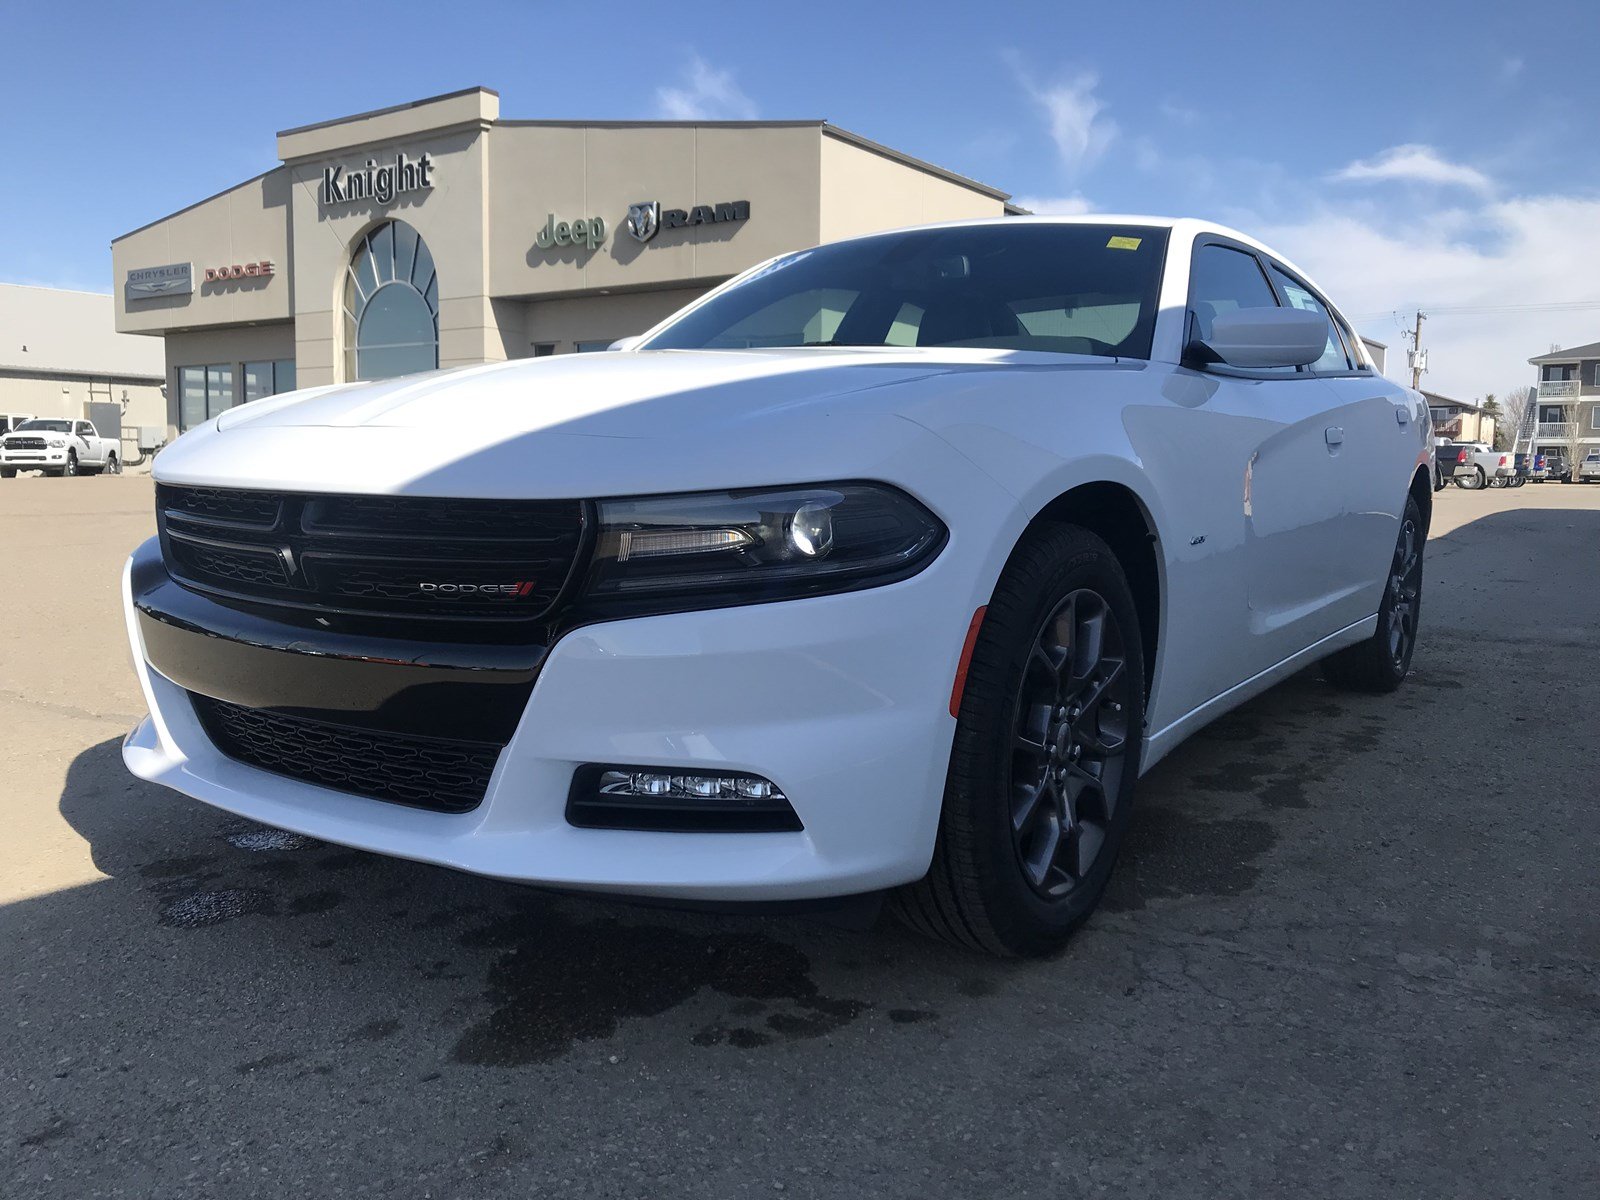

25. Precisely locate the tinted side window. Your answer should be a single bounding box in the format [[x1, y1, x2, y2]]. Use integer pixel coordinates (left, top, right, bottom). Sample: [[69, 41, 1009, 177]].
[[1266, 265, 1351, 373], [1187, 243, 1296, 376], [75, 422, 92, 436]]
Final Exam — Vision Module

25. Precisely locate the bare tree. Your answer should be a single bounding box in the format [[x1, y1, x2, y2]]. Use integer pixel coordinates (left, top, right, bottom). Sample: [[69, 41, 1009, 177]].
[[1496, 386, 1534, 453]]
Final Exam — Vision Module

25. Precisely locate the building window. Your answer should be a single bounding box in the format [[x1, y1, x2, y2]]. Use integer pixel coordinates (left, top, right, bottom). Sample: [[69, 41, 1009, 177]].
[[178, 364, 235, 430], [1542, 364, 1576, 382], [1592, 407, 1600, 431], [575, 341, 614, 353], [344, 220, 438, 381], [243, 359, 296, 401], [530, 343, 556, 358]]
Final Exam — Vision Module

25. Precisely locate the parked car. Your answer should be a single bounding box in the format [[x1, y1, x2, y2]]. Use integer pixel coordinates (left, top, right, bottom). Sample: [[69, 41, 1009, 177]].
[[1581, 450, 1600, 482], [1451, 443, 1513, 490], [1506, 452, 1531, 487], [1434, 442, 1474, 488], [120, 216, 1432, 956], [0, 418, 122, 478], [1542, 452, 1573, 483]]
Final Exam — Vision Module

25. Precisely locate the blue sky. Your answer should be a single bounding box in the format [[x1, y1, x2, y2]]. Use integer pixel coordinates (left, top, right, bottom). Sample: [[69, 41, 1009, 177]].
[[3, 0, 1597, 398]]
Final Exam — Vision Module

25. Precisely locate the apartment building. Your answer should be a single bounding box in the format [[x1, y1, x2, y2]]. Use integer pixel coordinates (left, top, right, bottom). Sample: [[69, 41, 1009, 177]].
[[1528, 340, 1600, 460]]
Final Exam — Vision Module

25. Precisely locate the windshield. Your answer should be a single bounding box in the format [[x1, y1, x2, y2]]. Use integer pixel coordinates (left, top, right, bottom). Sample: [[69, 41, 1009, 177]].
[[18, 419, 71, 433], [642, 223, 1170, 359]]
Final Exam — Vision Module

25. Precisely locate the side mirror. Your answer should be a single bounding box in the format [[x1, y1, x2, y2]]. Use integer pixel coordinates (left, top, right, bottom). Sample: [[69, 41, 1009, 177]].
[[607, 335, 643, 352], [1190, 306, 1326, 369]]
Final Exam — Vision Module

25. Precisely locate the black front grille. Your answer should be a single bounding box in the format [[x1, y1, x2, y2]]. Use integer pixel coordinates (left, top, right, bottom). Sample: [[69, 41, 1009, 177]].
[[190, 693, 500, 814], [6, 437, 46, 451], [156, 485, 587, 624]]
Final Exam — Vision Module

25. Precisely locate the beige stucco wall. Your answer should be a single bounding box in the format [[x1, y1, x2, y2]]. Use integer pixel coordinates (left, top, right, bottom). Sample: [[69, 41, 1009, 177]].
[[113, 170, 294, 334], [519, 287, 709, 355], [486, 124, 822, 300], [819, 133, 1006, 243], [0, 373, 165, 431], [284, 124, 492, 387]]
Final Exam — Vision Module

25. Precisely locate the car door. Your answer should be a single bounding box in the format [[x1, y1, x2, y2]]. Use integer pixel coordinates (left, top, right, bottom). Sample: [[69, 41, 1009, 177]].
[[72, 421, 98, 466], [1170, 239, 1356, 682], [1263, 262, 1413, 632]]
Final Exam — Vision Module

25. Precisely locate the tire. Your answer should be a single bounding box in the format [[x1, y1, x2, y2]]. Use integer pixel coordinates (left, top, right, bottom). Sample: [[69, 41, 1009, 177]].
[[0, 468, 14, 480], [1322, 494, 1423, 694], [102, 453, 121, 476], [891, 525, 1145, 957], [1510, 476, 1525, 488], [61, 451, 77, 478], [1457, 466, 1485, 490]]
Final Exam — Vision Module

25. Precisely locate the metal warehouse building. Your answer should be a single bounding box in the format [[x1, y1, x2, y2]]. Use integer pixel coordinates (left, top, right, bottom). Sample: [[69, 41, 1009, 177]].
[[111, 87, 1015, 439]]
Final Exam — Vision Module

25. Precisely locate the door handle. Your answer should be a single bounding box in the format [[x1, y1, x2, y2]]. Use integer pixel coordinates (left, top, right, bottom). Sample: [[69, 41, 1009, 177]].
[[1325, 426, 1344, 448]]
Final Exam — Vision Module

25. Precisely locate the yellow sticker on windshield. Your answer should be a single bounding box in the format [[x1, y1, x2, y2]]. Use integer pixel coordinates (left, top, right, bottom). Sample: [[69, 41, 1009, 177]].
[[1107, 235, 1142, 250]]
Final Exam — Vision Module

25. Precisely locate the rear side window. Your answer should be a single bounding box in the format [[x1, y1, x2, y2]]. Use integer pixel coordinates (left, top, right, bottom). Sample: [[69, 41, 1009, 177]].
[[1266, 265, 1351, 373]]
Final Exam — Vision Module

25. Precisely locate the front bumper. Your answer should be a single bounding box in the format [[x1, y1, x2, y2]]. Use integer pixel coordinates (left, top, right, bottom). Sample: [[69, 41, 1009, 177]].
[[1, 452, 66, 465], [121, 534, 979, 901]]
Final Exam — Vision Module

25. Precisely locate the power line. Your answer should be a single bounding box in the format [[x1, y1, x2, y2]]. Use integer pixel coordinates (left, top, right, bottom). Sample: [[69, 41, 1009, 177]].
[[1349, 299, 1600, 321]]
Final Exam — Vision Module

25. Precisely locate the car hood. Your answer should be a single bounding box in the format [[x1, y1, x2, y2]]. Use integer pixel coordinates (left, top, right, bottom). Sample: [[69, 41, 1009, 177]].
[[158, 347, 1133, 498]]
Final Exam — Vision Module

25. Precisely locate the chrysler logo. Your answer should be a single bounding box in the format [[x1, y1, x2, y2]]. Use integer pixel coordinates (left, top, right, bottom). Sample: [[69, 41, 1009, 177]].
[[625, 202, 660, 244]]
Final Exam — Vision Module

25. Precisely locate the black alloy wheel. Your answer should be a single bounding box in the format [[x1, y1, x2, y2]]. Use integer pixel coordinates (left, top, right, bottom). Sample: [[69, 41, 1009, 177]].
[[1008, 590, 1132, 899], [893, 524, 1145, 956], [1383, 510, 1422, 670], [61, 451, 78, 478], [104, 454, 121, 476], [1324, 493, 1424, 693]]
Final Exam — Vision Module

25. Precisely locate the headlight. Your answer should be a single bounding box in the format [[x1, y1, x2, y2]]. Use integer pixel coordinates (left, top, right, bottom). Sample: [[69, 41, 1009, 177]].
[[47, 438, 67, 448], [582, 483, 945, 613]]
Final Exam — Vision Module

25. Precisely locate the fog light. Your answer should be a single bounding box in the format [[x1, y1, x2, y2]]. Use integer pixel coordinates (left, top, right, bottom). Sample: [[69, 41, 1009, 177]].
[[598, 769, 784, 803], [573, 766, 801, 833]]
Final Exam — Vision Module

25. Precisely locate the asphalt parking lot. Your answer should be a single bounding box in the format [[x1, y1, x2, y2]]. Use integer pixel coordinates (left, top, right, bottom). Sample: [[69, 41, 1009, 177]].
[[3, 474, 1598, 1199]]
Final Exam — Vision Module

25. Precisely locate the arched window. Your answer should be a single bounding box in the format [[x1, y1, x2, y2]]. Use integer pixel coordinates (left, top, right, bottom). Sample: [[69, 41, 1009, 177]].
[[343, 220, 438, 381]]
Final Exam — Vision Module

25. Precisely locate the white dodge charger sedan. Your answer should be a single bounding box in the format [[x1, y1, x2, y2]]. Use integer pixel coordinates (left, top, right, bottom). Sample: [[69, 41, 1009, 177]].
[[122, 217, 1431, 955]]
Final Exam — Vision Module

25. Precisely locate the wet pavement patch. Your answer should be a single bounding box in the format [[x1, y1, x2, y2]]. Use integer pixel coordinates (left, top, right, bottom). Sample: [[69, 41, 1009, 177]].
[[158, 887, 276, 929], [225, 826, 318, 852], [451, 904, 870, 1066], [1104, 809, 1276, 910]]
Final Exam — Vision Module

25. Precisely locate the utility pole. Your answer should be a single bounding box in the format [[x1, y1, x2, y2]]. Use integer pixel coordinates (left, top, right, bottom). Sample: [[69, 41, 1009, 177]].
[[1408, 310, 1427, 390]]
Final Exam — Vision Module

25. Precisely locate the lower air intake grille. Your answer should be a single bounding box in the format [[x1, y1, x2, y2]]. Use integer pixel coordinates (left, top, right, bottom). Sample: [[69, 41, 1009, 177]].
[[190, 694, 500, 814]]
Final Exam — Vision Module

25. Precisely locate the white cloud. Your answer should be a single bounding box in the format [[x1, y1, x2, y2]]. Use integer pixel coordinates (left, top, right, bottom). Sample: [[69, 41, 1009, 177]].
[[1010, 62, 1116, 176], [1010, 194, 1094, 216], [655, 55, 758, 121], [1254, 195, 1600, 399], [1331, 144, 1493, 193]]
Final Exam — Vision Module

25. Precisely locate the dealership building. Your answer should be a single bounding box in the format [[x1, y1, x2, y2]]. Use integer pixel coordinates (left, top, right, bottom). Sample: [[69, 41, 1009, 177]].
[[112, 87, 1015, 438]]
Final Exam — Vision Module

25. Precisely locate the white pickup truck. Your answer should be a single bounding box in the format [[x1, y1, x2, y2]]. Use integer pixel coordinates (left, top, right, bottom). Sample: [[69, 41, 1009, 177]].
[[0, 418, 122, 478], [1438, 441, 1513, 490]]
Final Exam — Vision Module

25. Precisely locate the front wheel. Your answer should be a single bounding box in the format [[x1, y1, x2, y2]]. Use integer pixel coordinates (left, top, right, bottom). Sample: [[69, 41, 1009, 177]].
[[892, 525, 1144, 957], [0, 468, 14, 480], [60, 451, 78, 478], [1323, 494, 1423, 693]]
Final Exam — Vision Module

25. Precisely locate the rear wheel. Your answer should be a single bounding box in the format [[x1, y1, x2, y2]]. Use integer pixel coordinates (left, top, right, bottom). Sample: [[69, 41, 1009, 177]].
[[1457, 466, 1485, 490], [892, 525, 1144, 957], [102, 453, 121, 476], [1323, 494, 1423, 693]]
